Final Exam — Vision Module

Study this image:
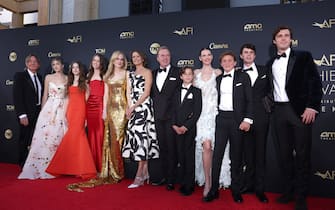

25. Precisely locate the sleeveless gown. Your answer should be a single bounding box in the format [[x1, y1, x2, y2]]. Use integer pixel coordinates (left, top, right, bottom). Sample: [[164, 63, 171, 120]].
[[86, 80, 104, 172], [194, 71, 231, 188], [46, 86, 97, 179], [122, 71, 159, 161], [18, 82, 67, 179], [100, 76, 128, 182]]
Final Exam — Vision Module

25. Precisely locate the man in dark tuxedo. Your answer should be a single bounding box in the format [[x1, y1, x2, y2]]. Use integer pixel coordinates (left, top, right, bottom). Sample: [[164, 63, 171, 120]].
[[171, 67, 202, 196], [239, 43, 270, 203], [267, 26, 322, 210], [13, 54, 43, 167], [151, 46, 181, 190], [204, 52, 253, 203]]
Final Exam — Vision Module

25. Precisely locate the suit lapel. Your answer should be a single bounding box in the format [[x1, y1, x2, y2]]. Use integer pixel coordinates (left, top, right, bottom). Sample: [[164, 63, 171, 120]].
[[24, 70, 36, 91], [286, 51, 296, 84], [181, 86, 192, 106], [160, 67, 174, 93]]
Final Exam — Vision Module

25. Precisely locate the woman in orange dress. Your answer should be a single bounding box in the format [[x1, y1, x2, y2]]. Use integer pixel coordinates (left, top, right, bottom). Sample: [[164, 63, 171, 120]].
[[86, 53, 107, 172], [46, 61, 96, 179]]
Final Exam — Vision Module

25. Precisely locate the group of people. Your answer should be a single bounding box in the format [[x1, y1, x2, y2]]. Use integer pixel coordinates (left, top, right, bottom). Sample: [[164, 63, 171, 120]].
[[13, 26, 322, 210]]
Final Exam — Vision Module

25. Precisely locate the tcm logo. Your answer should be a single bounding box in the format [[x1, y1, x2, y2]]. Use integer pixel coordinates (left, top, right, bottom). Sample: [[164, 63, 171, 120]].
[[291, 39, 298, 47], [315, 170, 335, 180], [6, 80, 14, 86], [48, 52, 61, 58], [6, 105, 14, 111], [28, 39, 40, 46], [320, 132, 335, 140], [149, 43, 161, 55], [4, 129, 13, 140], [209, 42, 229, 50], [244, 23, 263, 32], [95, 48, 106, 55], [67, 35, 82, 43], [314, 54, 335, 66], [9, 51, 17, 62], [120, 31, 135, 39], [312, 19, 335, 29], [173, 27, 193, 36], [177, 59, 195, 68]]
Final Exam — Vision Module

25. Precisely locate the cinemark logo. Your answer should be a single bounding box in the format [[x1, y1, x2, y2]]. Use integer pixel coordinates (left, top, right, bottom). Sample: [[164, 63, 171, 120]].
[[312, 19, 335, 29]]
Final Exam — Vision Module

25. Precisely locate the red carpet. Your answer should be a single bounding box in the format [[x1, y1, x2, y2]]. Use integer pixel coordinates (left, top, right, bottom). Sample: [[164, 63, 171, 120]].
[[0, 163, 334, 210]]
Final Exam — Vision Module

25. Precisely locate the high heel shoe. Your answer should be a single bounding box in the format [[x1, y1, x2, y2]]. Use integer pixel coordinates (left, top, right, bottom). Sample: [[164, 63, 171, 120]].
[[142, 174, 150, 184], [128, 176, 143, 189]]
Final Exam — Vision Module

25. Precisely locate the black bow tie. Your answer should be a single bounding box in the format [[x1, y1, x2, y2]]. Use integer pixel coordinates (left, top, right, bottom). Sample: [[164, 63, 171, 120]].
[[159, 68, 167, 73], [275, 53, 287, 59], [181, 87, 188, 90], [222, 74, 232, 78], [243, 67, 253, 72]]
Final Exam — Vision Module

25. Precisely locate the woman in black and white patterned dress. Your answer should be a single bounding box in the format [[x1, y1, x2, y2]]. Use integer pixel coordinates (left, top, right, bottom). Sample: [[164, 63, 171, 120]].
[[122, 50, 159, 188]]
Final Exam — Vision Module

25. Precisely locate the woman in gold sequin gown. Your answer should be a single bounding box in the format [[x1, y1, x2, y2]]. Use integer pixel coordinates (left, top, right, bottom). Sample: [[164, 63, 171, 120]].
[[100, 51, 128, 183]]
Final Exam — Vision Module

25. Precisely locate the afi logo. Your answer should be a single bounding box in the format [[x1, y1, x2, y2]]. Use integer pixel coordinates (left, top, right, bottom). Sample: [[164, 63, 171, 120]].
[[315, 170, 335, 180], [314, 54, 335, 66], [67, 35, 82, 43], [312, 19, 335, 28], [173, 27, 193, 36]]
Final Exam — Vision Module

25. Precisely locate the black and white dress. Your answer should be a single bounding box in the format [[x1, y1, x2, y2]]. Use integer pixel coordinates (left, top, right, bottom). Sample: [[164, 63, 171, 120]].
[[122, 71, 159, 161]]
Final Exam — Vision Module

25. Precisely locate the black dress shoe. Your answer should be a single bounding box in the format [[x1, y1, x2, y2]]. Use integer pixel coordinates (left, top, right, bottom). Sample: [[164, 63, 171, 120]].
[[151, 178, 166, 186], [276, 193, 295, 204], [256, 192, 269, 203], [202, 190, 219, 202], [240, 186, 254, 194], [180, 187, 194, 196], [166, 184, 175, 191], [295, 197, 307, 210], [232, 193, 243, 203]]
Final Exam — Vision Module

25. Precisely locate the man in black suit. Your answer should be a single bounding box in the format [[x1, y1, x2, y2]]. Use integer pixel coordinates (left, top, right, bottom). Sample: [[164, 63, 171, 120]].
[[267, 26, 322, 210], [204, 51, 253, 203], [171, 67, 202, 196], [151, 46, 181, 190], [239, 43, 270, 203], [13, 54, 43, 167]]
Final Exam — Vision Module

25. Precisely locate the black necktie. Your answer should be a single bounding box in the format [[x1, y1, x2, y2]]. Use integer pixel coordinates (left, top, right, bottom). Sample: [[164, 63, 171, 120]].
[[243, 67, 253, 72], [275, 53, 287, 59], [159, 68, 166, 73], [33, 74, 39, 104], [222, 74, 232, 78]]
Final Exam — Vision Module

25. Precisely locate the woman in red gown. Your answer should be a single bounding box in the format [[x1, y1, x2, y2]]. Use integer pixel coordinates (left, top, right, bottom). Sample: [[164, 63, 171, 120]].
[[46, 61, 96, 179], [86, 53, 107, 172]]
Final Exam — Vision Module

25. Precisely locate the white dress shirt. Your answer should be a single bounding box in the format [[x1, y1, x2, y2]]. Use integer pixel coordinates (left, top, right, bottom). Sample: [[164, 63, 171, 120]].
[[156, 64, 171, 92], [181, 83, 192, 102], [243, 62, 258, 87], [219, 69, 234, 111], [272, 48, 291, 102], [27, 69, 42, 105]]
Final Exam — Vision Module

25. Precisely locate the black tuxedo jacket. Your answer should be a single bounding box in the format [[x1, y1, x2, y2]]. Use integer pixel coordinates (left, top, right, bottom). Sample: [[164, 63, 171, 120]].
[[151, 65, 182, 120], [216, 70, 253, 123], [267, 50, 322, 116], [13, 70, 43, 121], [171, 85, 202, 131]]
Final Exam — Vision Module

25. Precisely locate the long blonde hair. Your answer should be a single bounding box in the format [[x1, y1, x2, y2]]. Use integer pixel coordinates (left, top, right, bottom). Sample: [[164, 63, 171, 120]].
[[104, 51, 127, 82]]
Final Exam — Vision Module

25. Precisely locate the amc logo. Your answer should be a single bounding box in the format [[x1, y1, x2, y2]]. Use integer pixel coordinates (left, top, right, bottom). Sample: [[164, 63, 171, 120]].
[[314, 54, 335, 67], [67, 35, 82, 43], [177, 59, 194, 67], [312, 19, 335, 29], [244, 23, 263, 32], [28, 39, 40, 46], [315, 170, 335, 180], [320, 132, 335, 140], [120, 31, 135, 39], [173, 27, 193, 36]]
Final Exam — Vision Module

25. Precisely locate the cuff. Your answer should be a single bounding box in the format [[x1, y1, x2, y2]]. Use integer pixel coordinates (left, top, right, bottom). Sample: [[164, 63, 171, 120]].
[[243, 118, 253, 124]]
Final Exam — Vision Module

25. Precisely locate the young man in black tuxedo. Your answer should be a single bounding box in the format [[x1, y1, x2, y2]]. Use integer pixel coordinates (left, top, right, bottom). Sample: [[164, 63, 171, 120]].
[[239, 43, 271, 203], [267, 26, 322, 210], [151, 46, 181, 190], [204, 52, 253, 203], [171, 67, 202, 196], [13, 54, 43, 167]]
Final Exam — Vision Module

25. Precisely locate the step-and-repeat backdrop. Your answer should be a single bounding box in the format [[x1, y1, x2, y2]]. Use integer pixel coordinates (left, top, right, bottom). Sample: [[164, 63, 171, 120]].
[[0, 1, 334, 197]]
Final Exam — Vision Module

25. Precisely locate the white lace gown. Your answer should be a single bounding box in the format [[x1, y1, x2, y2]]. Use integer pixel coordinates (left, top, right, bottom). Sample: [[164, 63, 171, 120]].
[[18, 82, 67, 180], [194, 71, 231, 188]]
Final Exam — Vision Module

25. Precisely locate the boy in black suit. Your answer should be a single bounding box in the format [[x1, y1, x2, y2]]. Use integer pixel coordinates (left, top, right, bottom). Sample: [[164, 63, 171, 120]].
[[204, 51, 253, 203], [171, 67, 202, 196]]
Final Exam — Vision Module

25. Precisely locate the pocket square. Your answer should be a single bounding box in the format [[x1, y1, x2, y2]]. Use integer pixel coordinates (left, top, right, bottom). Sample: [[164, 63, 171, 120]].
[[235, 83, 242, 87], [169, 77, 176, 80], [187, 93, 193, 99], [261, 75, 267, 79]]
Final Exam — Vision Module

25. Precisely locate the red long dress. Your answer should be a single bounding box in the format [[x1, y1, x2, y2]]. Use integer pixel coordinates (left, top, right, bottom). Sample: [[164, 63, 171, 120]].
[[86, 80, 104, 172], [46, 86, 96, 179]]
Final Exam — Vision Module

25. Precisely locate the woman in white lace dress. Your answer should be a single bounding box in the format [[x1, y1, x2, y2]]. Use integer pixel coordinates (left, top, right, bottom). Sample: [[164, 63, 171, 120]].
[[194, 48, 231, 196]]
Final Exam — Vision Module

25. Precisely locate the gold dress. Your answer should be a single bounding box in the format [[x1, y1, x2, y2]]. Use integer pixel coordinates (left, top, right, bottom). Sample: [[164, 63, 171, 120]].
[[100, 76, 127, 182]]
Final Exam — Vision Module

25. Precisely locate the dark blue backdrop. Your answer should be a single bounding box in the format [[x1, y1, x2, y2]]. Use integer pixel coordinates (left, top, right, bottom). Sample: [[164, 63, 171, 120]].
[[1, 1, 334, 197]]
